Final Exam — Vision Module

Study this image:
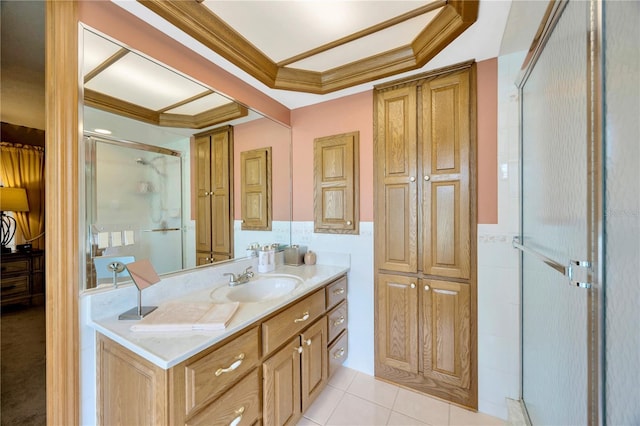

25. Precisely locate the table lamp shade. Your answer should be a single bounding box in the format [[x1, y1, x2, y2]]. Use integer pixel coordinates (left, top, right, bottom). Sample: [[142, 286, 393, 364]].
[[0, 187, 29, 212]]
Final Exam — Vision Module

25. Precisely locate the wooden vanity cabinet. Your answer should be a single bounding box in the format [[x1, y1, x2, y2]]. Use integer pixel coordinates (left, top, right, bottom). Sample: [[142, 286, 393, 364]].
[[97, 274, 348, 426], [263, 318, 327, 426]]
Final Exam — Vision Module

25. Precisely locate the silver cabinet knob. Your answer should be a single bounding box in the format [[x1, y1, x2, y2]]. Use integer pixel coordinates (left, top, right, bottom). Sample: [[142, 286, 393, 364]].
[[409, 176, 416, 182], [346, 220, 352, 225], [424, 285, 430, 291], [424, 175, 431, 181], [410, 283, 416, 289]]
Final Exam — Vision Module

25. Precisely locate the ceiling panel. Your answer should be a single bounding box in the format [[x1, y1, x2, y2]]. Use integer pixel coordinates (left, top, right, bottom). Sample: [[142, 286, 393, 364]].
[[289, 10, 440, 72], [84, 53, 207, 111], [165, 93, 236, 115], [82, 30, 123, 78], [203, 0, 437, 63]]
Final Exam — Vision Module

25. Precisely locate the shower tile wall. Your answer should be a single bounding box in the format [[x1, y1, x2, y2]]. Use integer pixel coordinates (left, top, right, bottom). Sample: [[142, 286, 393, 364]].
[[604, 1, 640, 423], [476, 51, 524, 419]]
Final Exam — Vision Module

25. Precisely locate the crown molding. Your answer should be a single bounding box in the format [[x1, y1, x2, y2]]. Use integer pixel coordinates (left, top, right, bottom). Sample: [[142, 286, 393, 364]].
[[137, 0, 478, 94], [84, 89, 248, 129]]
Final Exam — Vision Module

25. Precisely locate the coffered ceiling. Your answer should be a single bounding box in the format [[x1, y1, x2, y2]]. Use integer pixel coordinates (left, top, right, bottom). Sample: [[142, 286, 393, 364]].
[[139, 0, 478, 94], [81, 0, 479, 129], [83, 29, 248, 129], [3, 0, 549, 131]]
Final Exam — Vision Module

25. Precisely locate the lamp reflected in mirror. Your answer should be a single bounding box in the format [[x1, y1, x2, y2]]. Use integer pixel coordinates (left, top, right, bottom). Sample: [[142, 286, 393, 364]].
[[0, 186, 30, 253]]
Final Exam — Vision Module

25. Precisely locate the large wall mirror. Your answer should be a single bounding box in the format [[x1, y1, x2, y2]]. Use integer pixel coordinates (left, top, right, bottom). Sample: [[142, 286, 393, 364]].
[[80, 27, 292, 290]]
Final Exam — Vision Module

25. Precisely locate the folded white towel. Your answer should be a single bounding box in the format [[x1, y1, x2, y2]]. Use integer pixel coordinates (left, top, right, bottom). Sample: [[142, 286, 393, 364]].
[[130, 301, 240, 332]]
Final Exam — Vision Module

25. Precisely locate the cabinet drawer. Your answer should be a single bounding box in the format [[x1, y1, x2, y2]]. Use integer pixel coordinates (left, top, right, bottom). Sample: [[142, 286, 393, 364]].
[[1, 276, 29, 298], [328, 330, 348, 378], [325, 276, 347, 309], [186, 368, 260, 426], [327, 301, 347, 344], [262, 290, 325, 355], [184, 327, 259, 416], [1, 259, 29, 275]]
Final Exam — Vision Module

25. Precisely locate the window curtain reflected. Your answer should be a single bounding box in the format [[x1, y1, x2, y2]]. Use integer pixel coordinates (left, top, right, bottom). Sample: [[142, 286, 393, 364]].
[[0, 142, 45, 250]]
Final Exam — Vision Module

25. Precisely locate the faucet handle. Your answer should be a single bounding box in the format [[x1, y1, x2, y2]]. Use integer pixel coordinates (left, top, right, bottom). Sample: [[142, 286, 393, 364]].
[[244, 266, 254, 277]]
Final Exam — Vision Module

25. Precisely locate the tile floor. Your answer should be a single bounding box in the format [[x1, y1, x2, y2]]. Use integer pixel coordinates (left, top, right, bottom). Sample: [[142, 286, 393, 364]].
[[298, 367, 505, 426]]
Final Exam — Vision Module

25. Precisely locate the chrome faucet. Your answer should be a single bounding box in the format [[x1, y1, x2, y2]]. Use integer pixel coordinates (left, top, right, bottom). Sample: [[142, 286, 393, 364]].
[[224, 266, 254, 287]]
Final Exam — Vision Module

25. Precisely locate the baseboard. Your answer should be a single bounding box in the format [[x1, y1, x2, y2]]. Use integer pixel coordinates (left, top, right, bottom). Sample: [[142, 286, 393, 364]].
[[506, 398, 531, 426]]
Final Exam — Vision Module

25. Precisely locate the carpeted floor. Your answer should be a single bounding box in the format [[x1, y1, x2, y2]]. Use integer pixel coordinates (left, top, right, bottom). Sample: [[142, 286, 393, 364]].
[[1, 303, 46, 425]]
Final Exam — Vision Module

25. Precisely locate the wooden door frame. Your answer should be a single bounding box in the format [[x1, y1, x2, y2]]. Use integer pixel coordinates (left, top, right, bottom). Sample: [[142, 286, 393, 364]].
[[45, 1, 80, 424]]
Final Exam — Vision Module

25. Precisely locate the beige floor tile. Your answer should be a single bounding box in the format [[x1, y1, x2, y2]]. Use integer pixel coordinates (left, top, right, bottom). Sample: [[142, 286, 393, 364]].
[[297, 417, 322, 426], [328, 366, 358, 391], [303, 385, 344, 425], [387, 411, 428, 426], [346, 372, 399, 408], [326, 393, 391, 426], [449, 405, 505, 426], [392, 389, 449, 426]]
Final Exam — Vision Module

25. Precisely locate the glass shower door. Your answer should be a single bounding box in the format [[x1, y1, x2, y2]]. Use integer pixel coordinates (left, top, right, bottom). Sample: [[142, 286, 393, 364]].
[[86, 135, 184, 288], [517, 1, 597, 424]]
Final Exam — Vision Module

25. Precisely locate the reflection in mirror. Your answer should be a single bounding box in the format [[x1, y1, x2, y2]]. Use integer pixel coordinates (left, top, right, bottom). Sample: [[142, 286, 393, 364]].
[[81, 27, 292, 290]]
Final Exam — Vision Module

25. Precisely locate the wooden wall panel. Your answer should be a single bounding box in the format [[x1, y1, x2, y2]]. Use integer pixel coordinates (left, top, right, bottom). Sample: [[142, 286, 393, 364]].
[[45, 2, 80, 424]]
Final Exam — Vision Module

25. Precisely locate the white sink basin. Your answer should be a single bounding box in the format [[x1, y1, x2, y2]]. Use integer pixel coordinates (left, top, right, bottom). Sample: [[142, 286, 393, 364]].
[[210, 275, 302, 303]]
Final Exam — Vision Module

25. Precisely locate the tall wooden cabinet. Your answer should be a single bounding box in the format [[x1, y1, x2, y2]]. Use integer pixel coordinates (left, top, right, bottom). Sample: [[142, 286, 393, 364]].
[[195, 126, 234, 265], [374, 63, 477, 408]]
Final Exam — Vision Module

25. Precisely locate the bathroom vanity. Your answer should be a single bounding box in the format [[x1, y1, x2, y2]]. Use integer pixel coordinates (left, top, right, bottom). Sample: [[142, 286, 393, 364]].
[[90, 264, 348, 426]]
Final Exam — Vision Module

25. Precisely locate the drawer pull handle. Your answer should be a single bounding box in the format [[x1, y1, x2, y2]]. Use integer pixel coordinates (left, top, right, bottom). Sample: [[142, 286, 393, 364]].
[[333, 348, 345, 359], [333, 316, 345, 327], [305, 338, 312, 346], [215, 353, 245, 376], [294, 312, 310, 323], [1, 285, 17, 291], [332, 287, 345, 295], [229, 406, 245, 426]]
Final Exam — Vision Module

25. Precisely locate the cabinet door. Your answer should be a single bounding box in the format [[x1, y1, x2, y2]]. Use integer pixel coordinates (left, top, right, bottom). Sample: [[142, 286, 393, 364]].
[[313, 131, 359, 234], [375, 273, 418, 374], [195, 135, 212, 253], [421, 279, 471, 391], [263, 338, 301, 426], [421, 71, 471, 279], [375, 86, 418, 273], [211, 129, 233, 257], [241, 147, 271, 230], [301, 318, 328, 412], [98, 335, 168, 425]]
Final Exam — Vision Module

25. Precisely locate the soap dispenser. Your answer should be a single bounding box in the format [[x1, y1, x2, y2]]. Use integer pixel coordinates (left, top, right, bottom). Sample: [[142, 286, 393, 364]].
[[304, 250, 317, 265]]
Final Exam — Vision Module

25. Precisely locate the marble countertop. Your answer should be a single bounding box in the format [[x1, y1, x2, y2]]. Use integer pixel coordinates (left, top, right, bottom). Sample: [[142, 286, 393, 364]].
[[88, 264, 348, 369]]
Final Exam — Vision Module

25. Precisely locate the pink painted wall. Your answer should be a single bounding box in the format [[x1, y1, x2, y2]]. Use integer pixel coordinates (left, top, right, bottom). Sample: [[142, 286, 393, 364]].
[[78, 1, 290, 126], [476, 59, 499, 224], [291, 91, 374, 222], [233, 119, 291, 221], [290, 63, 498, 224]]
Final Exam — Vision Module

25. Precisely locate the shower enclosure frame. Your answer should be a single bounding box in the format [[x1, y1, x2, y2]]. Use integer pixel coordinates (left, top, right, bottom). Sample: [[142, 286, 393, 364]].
[[84, 132, 184, 289], [515, 0, 604, 424]]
